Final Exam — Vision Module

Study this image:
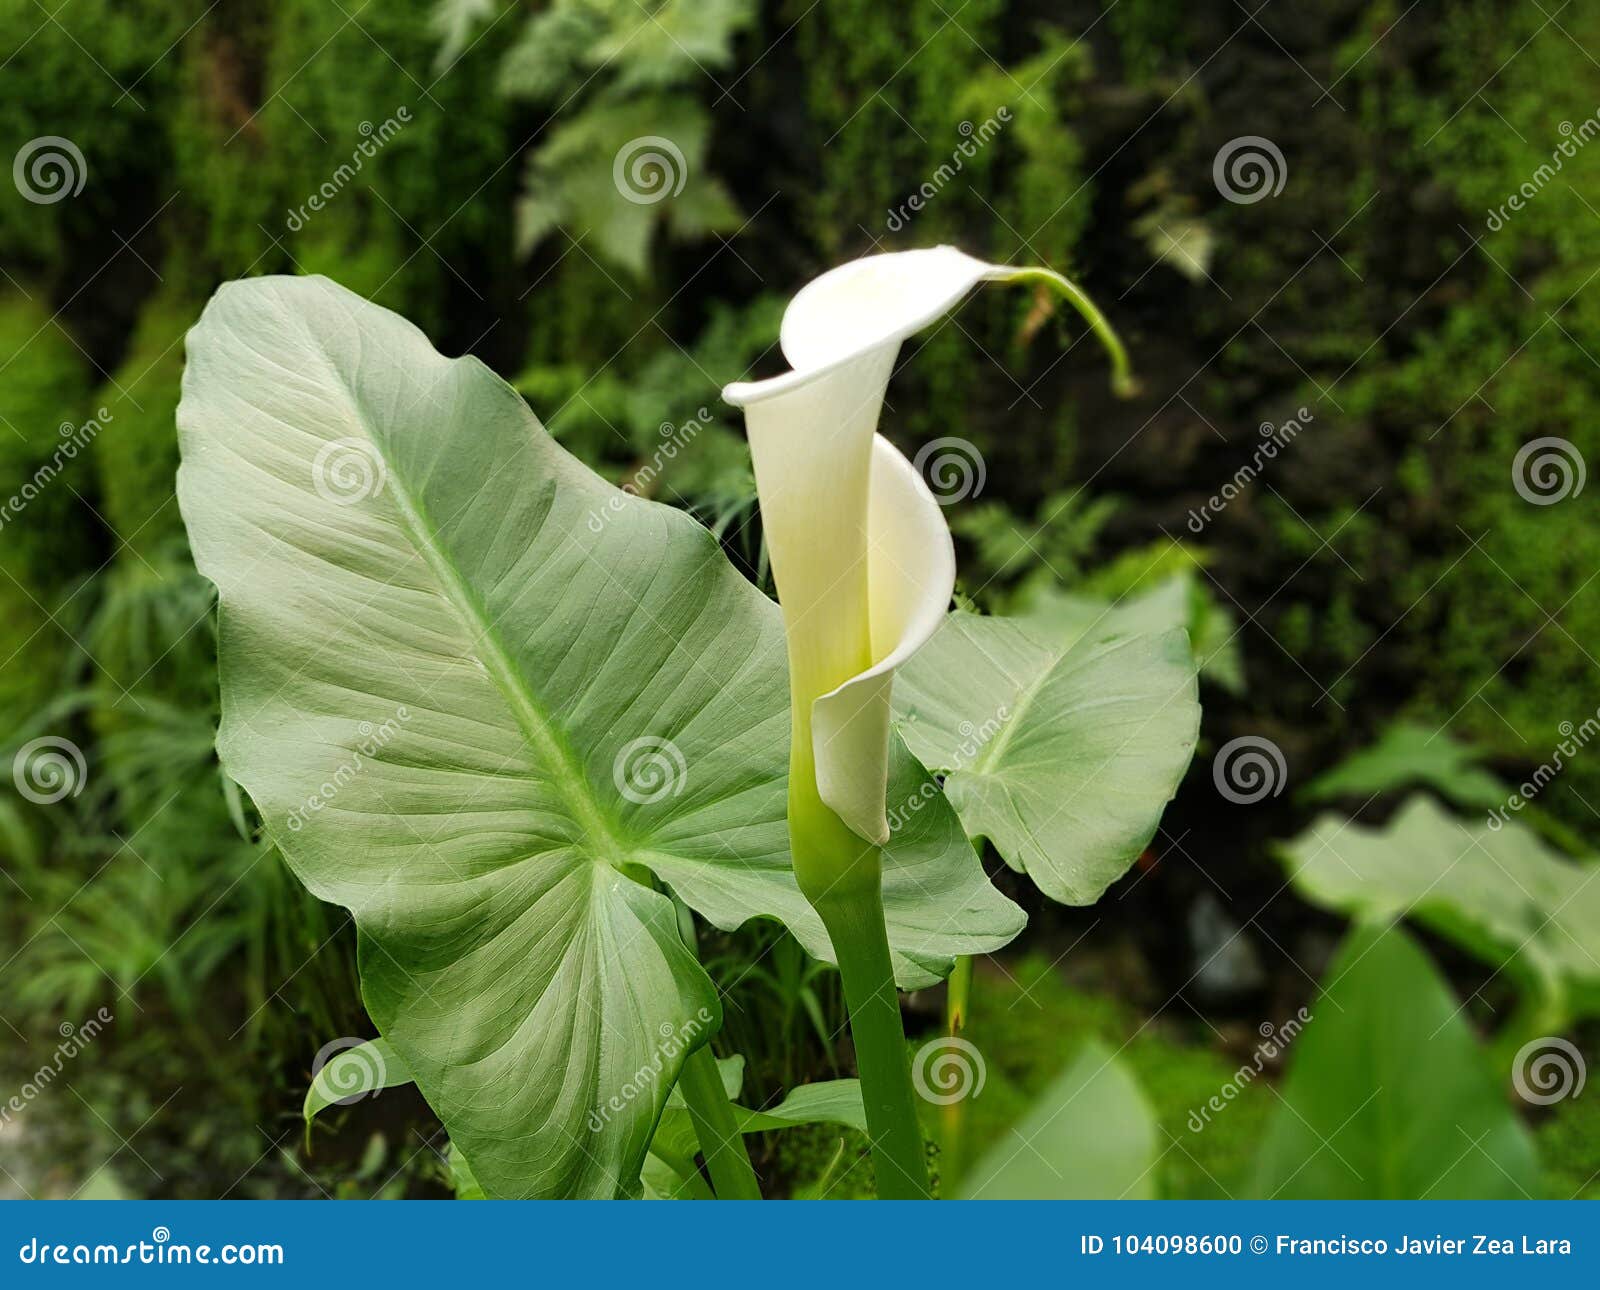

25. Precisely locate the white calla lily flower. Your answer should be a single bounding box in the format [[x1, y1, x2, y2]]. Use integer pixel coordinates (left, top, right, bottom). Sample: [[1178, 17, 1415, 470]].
[[723, 245, 1132, 1199], [725, 246, 1132, 872]]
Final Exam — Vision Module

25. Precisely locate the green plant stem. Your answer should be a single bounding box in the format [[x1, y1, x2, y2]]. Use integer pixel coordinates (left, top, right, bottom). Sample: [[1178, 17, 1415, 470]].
[[940, 953, 973, 1189], [1000, 266, 1139, 398], [678, 1044, 763, 1200], [945, 953, 973, 1033], [666, 892, 763, 1200], [786, 652, 927, 1197], [814, 885, 932, 1199]]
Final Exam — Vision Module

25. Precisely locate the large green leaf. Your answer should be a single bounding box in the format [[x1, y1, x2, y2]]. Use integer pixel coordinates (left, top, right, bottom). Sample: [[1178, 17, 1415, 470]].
[[895, 613, 1199, 904], [1277, 795, 1600, 1010], [957, 1040, 1158, 1199], [1022, 570, 1243, 694], [176, 275, 1018, 1198], [1302, 723, 1507, 809], [1254, 922, 1539, 1199]]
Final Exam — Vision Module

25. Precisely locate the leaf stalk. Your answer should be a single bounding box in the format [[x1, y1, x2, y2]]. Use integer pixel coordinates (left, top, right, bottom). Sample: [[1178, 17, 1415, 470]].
[[677, 1044, 764, 1200]]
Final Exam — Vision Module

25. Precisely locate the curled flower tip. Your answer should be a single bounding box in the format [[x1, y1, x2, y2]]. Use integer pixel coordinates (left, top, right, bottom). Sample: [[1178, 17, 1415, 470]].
[[995, 264, 1136, 399]]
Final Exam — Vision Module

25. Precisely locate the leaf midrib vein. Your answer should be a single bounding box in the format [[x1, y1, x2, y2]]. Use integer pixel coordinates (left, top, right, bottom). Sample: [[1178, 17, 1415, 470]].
[[304, 302, 626, 865], [391, 477, 625, 861]]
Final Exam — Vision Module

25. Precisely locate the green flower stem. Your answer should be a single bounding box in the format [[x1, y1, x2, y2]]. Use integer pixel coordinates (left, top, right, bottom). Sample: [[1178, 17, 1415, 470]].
[[812, 883, 931, 1199], [677, 1043, 763, 1200], [789, 703, 930, 1199], [1000, 266, 1139, 399], [782, 579, 930, 1196], [940, 953, 974, 1189]]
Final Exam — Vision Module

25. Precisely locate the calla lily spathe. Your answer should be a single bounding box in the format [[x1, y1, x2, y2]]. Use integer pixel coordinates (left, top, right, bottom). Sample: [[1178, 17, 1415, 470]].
[[724, 245, 1123, 856], [725, 246, 1131, 1199]]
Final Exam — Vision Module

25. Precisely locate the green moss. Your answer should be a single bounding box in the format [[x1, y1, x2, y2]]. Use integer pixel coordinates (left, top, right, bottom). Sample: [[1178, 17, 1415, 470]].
[[0, 291, 92, 722], [1106, 0, 1192, 84], [0, 1, 193, 269], [262, 0, 517, 334], [1536, 1033, 1600, 1199], [1289, 0, 1600, 828], [789, 0, 1003, 255], [768, 1118, 878, 1200]]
